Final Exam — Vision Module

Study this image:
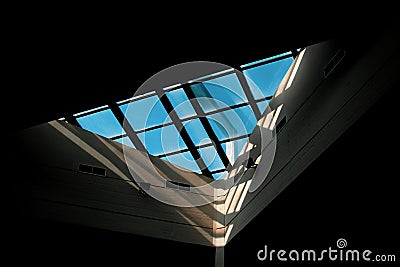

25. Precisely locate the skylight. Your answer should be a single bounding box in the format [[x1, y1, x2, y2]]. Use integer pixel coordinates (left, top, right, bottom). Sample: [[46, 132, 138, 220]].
[[75, 108, 124, 138], [64, 51, 295, 179]]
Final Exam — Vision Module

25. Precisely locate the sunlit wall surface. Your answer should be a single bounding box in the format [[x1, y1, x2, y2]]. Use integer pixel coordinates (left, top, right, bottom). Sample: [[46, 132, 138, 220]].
[[66, 51, 296, 179]]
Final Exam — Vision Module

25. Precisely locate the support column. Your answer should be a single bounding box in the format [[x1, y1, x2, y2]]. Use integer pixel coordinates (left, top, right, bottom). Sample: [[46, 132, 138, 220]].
[[215, 247, 224, 267]]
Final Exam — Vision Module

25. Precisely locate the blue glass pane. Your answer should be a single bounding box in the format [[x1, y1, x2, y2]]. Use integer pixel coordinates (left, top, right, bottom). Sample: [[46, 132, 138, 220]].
[[119, 94, 169, 131], [166, 88, 196, 119], [212, 172, 228, 180], [182, 119, 210, 147], [198, 146, 225, 172], [243, 57, 293, 100], [138, 125, 186, 156], [114, 136, 135, 148], [192, 73, 247, 113], [207, 106, 256, 140], [77, 109, 124, 138], [162, 151, 201, 173], [257, 100, 270, 115], [234, 137, 250, 156]]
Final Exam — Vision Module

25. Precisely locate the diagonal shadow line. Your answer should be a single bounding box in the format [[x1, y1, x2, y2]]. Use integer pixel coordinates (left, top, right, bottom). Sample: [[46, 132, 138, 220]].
[[91, 127, 228, 230], [49, 121, 220, 242]]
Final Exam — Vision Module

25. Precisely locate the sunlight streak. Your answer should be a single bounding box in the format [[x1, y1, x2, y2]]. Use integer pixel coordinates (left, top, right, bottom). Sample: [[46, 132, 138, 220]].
[[225, 224, 234, 243], [227, 181, 246, 214], [269, 104, 283, 131], [48, 121, 139, 190], [257, 109, 275, 129], [285, 48, 306, 90], [235, 180, 252, 212], [225, 186, 238, 214]]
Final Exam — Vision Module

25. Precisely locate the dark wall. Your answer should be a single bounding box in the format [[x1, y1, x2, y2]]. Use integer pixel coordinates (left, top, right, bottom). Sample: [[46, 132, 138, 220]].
[[225, 83, 400, 266], [7, 77, 399, 267]]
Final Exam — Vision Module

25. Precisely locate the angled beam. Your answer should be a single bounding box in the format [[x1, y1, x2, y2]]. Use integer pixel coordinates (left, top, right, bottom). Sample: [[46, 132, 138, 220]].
[[107, 102, 147, 152], [291, 48, 299, 59], [234, 70, 262, 120], [182, 84, 232, 169], [239, 53, 293, 71], [155, 88, 213, 178], [64, 114, 82, 128]]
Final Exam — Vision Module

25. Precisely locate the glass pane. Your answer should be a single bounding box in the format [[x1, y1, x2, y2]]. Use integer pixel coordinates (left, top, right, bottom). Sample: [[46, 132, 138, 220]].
[[182, 119, 211, 147], [212, 171, 228, 180], [257, 100, 270, 115], [166, 88, 196, 119], [77, 109, 124, 138], [162, 151, 201, 173], [114, 136, 135, 148], [192, 73, 247, 113], [138, 125, 186, 156], [198, 146, 225, 172], [243, 57, 293, 100], [207, 106, 256, 140], [119, 94, 169, 131]]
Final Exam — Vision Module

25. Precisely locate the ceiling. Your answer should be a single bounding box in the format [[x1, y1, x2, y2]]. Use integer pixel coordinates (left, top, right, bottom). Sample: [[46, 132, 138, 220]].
[[11, 12, 393, 132], [6, 11, 399, 265]]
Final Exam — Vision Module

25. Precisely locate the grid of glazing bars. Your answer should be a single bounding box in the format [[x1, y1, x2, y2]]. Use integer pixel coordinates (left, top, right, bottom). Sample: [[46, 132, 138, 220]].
[[63, 50, 299, 179]]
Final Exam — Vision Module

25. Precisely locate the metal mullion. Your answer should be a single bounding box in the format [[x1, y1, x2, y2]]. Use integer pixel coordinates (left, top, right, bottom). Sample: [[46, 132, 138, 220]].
[[107, 102, 147, 152], [234, 70, 262, 120], [189, 68, 235, 84], [219, 134, 250, 144], [182, 84, 232, 169], [157, 148, 190, 158], [204, 102, 249, 116], [117, 91, 158, 106], [255, 96, 273, 102], [155, 88, 213, 177], [73, 105, 109, 118], [110, 133, 127, 140], [211, 169, 226, 175], [156, 141, 215, 158], [239, 53, 293, 71], [135, 121, 175, 134]]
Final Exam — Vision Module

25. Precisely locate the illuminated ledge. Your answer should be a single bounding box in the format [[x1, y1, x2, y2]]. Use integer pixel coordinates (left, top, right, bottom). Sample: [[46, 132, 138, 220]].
[[17, 30, 399, 249]]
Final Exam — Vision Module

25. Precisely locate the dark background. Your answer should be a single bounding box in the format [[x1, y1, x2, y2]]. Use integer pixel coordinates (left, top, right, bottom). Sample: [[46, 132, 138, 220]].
[[7, 9, 399, 267]]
